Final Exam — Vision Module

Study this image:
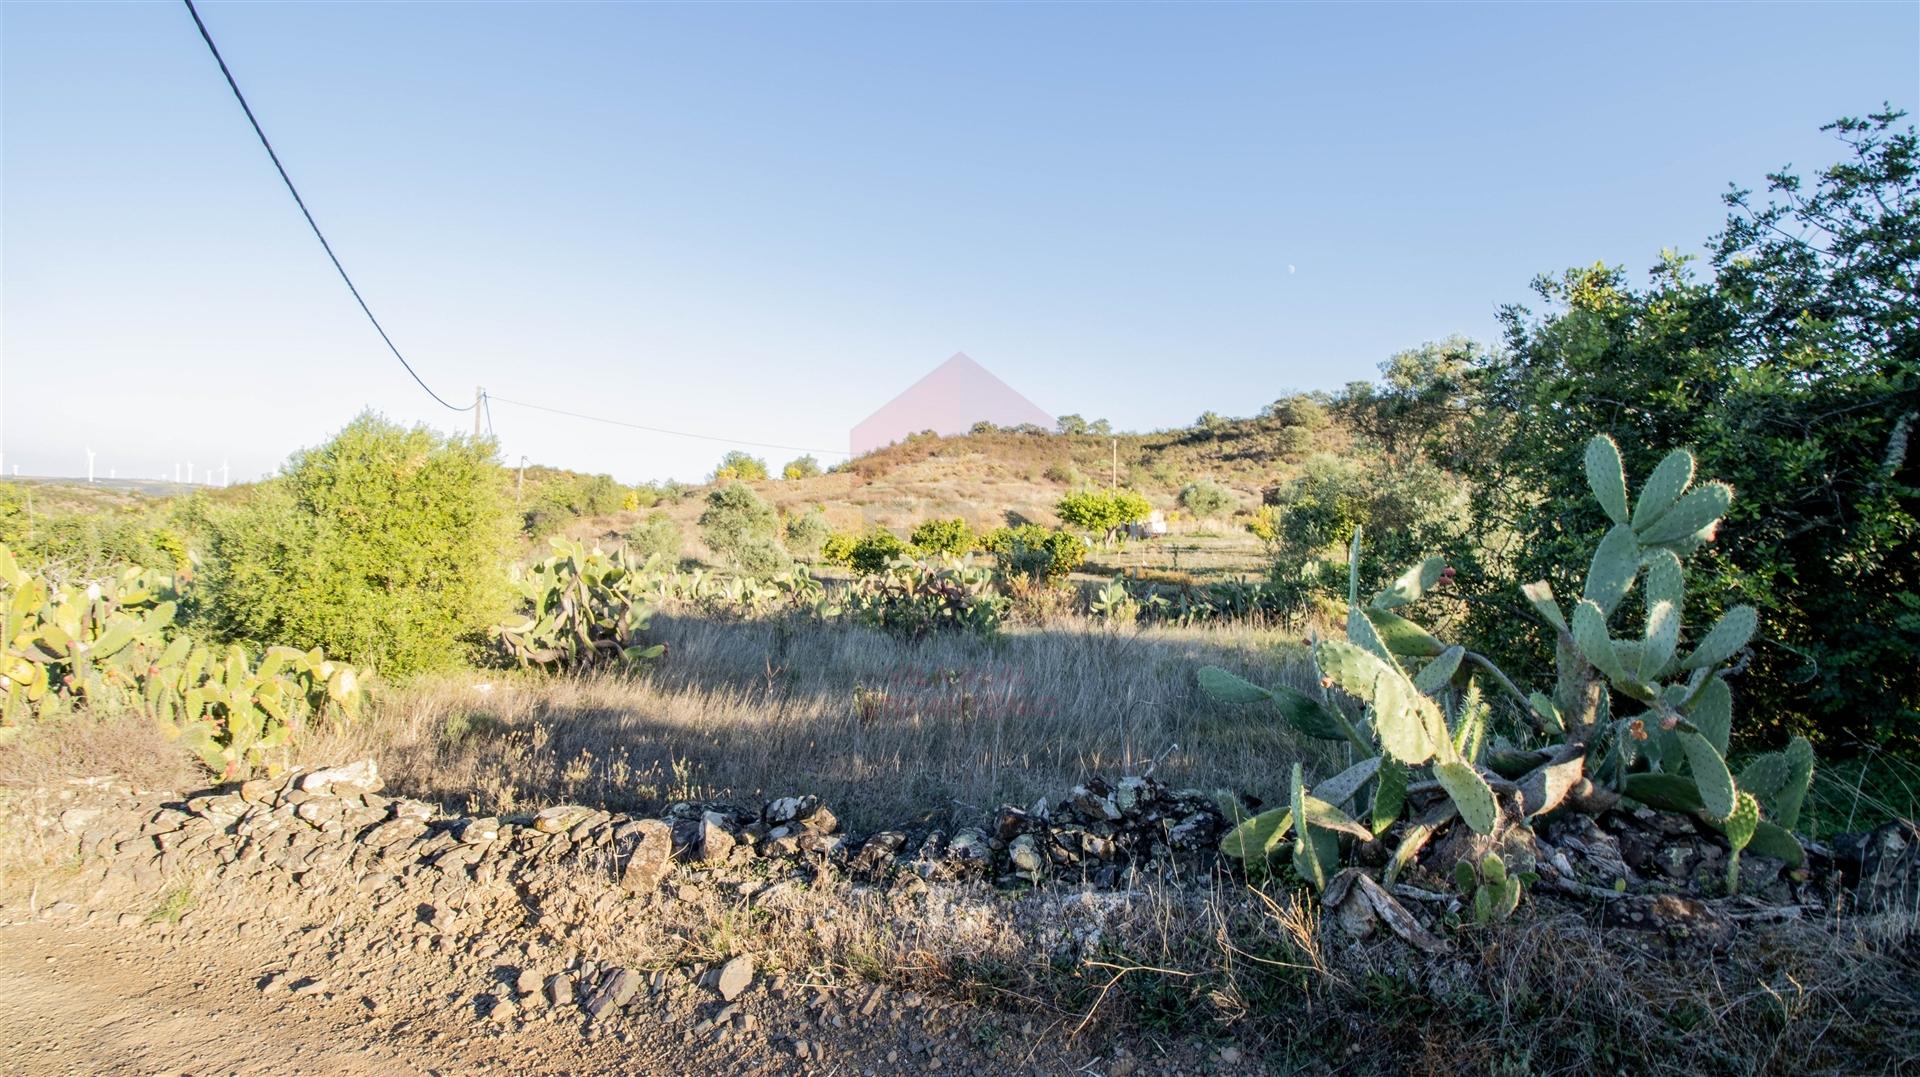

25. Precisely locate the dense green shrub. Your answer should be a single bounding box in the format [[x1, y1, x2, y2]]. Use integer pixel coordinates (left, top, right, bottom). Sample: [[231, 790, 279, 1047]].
[[909, 517, 976, 556], [782, 455, 822, 481], [519, 469, 625, 538], [1458, 111, 1919, 747], [847, 529, 910, 575], [625, 511, 683, 564], [783, 509, 832, 561], [201, 413, 514, 677], [983, 524, 1086, 582], [698, 483, 787, 575], [713, 451, 769, 483], [819, 531, 859, 566], [1055, 488, 1151, 542], [1042, 462, 1085, 486], [1262, 394, 1329, 429], [1178, 479, 1235, 520]]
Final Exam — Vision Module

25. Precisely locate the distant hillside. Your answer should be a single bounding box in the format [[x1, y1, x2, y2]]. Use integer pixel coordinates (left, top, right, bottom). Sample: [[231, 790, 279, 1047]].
[[569, 407, 1352, 566]]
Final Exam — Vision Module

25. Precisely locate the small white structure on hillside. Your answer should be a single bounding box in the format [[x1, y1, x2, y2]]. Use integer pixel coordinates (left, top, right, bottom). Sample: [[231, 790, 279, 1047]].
[[1126, 510, 1168, 540]]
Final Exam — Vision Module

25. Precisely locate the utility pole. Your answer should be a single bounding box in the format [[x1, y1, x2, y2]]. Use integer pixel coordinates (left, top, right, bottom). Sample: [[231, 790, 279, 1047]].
[[87, 447, 96, 484], [517, 455, 528, 500], [1110, 439, 1118, 488], [475, 387, 485, 439], [220, 460, 230, 487]]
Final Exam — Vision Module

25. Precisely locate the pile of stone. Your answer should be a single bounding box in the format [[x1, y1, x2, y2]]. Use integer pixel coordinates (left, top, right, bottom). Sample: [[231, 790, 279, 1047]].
[[863, 775, 1228, 890], [63, 761, 1230, 916], [41, 756, 1913, 969]]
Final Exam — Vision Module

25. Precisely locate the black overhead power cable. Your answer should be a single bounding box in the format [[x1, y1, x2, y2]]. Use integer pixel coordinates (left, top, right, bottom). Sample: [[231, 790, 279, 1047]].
[[183, 1, 853, 458], [181, 0, 473, 412]]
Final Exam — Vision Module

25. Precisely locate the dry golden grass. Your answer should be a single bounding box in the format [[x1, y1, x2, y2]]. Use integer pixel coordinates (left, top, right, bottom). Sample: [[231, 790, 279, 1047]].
[[568, 417, 1349, 572], [297, 613, 1333, 830]]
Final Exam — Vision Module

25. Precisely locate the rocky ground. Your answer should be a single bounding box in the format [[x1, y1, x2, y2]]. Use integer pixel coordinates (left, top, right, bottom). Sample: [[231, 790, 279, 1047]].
[[0, 762, 1241, 1076], [4, 758, 1917, 1075]]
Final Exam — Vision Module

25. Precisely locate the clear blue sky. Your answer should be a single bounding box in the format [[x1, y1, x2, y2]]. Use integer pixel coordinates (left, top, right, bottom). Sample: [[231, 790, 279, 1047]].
[[3, 2, 1915, 484]]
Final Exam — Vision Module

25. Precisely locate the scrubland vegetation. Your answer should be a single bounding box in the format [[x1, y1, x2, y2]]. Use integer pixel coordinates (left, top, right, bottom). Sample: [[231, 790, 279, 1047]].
[[2, 109, 1916, 1070]]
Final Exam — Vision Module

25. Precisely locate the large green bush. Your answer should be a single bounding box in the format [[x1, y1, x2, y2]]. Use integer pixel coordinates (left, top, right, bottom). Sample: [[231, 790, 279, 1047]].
[[909, 517, 976, 556], [783, 508, 832, 561], [519, 468, 625, 538], [983, 524, 1086, 582], [1459, 110, 1919, 748], [697, 482, 787, 575], [714, 451, 770, 483], [1178, 479, 1236, 520], [202, 413, 514, 677], [847, 529, 910, 575], [625, 511, 683, 564]]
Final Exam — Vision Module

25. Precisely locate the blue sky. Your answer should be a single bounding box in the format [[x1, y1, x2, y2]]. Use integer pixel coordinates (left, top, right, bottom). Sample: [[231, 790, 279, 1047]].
[[3, 2, 1915, 484]]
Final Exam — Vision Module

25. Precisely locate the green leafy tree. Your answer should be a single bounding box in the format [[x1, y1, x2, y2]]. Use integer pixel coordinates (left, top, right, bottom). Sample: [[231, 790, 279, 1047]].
[[1467, 109, 1919, 747], [1178, 479, 1236, 520], [909, 517, 976, 556], [713, 451, 769, 483], [1335, 337, 1490, 468], [698, 483, 787, 575], [782, 455, 822, 480], [1262, 394, 1329, 429], [1056, 414, 1089, 435], [202, 413, 514, 676], [1055, 488, 1151, 543]]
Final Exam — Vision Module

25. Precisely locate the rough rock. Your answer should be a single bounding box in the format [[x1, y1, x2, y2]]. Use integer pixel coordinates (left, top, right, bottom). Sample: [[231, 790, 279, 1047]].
[[582, 968, 638, 1019], [715, 955, 754, 1002], [298, 760, 382, 797], [534, 805, 595, 835], [619, 819, 675, 893]]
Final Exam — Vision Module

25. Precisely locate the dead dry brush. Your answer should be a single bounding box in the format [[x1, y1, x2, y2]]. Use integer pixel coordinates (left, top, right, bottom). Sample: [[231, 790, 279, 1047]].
[[298, 613, 1334, 830]]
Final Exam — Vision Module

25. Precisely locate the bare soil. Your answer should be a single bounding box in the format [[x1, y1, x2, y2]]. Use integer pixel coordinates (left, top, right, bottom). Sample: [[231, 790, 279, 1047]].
[[0, 912, 1135, 1077]]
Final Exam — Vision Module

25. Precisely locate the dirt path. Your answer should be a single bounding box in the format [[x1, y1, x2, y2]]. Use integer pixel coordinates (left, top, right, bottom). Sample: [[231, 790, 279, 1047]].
[[0, 912, 1147, 1077], [0, 918, 619, 1076]]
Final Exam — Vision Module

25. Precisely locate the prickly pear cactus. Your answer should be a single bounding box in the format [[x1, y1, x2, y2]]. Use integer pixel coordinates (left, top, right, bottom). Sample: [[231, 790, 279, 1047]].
[[1455, 853, 1524, 923], [495, 538, 666, 670], [1198, 433, 1814, 901]]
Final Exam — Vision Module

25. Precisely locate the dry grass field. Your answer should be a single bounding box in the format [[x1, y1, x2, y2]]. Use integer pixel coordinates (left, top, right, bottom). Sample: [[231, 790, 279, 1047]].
[[297, 613, 1333, 832]]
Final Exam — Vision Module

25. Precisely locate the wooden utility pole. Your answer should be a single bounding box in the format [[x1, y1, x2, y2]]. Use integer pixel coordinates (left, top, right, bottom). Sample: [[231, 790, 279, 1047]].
[[1111, 439, 1118, 488], [474, 387, 485, 438]]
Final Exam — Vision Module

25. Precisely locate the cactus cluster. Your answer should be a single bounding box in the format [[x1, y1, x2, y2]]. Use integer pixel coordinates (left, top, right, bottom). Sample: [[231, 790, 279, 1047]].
[[0, 543, 367, 775], [1453, 853, 1525, 923], [840, 554, 1005, 639], [494, 538, 667, 670], [1202, 435, 1813, 900], [150, 641, 365, 775]]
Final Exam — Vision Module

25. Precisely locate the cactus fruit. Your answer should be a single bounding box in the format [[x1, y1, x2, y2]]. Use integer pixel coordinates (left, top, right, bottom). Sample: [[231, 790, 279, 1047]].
[[1721, 792, 1761, 894]]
